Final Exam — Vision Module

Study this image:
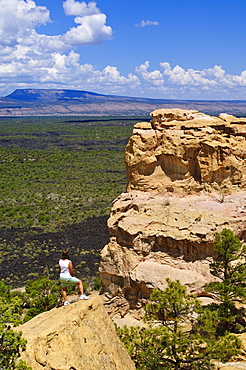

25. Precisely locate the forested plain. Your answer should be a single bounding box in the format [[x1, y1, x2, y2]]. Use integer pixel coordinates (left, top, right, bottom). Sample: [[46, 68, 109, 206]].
[[0, 116, 148, 287]]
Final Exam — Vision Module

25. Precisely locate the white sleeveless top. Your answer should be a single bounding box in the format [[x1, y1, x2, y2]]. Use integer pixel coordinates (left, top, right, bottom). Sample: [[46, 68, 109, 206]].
[[59, 259, 71, 279]]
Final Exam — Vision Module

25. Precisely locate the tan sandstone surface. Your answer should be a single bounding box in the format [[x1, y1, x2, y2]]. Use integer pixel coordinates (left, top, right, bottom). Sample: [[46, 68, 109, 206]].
[[15, 295, 135, 370], [99, 109, 246, 318], [219, 364, 246, 369]]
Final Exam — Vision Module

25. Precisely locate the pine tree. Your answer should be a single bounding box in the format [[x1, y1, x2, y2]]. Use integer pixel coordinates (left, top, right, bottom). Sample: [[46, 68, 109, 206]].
[[206, 228, 246, 334]]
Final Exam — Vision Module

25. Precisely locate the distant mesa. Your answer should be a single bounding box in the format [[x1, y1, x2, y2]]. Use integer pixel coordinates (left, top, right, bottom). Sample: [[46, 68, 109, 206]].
[[5, 88, 105, 102], [1, 88, 246, 116]]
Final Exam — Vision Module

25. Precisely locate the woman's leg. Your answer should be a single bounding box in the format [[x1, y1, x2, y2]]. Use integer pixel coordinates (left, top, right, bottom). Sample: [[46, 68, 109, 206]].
[[61, 286, 67, 302], [60, 286, 63, 303], [77, 280, 84, 295]]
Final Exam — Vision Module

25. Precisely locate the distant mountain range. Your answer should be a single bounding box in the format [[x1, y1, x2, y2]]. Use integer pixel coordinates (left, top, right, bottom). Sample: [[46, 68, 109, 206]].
[[0, 88, 246, 116]]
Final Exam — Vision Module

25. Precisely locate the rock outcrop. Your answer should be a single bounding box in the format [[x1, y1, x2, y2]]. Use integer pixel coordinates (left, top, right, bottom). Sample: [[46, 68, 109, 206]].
[[99, 109, 246, 318], [15, 295, 135, 370], [126, 109, 246, 193]]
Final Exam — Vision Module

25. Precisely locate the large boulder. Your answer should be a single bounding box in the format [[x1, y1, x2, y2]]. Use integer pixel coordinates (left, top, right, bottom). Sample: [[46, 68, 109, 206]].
[[99, 109, 246, 318], [15, 295, 135, 370]]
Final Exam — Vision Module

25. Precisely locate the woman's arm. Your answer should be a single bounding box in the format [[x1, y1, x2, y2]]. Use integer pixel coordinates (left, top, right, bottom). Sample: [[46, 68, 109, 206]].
[[68, 261, 74, 276]]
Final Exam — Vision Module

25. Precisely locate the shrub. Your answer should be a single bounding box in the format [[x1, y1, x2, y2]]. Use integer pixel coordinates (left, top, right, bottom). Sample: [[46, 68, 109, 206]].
[[0, 282, 31, 369], [24, 276, 60, 322]]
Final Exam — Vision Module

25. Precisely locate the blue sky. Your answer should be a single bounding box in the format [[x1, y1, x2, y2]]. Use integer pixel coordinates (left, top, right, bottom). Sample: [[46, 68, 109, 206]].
[[0, 0, 246, 100]]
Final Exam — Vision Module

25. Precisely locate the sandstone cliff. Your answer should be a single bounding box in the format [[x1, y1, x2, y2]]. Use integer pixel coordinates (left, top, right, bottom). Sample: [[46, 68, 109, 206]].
[[99, 108, 246, 318], [15, 295, 135, 370]]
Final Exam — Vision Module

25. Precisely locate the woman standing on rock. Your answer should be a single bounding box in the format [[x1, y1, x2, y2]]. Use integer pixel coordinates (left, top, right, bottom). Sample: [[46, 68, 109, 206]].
[[59, 249, 89, 305]]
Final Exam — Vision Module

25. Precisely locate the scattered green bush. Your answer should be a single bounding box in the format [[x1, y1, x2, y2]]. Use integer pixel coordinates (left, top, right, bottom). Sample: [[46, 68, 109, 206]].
[[0, 116, 137, 231]]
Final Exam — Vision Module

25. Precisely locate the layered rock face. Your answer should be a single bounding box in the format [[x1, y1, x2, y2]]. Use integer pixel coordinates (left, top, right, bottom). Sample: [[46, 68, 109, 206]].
[[16, 295, 135, 370], [99, 109, 246, 318]]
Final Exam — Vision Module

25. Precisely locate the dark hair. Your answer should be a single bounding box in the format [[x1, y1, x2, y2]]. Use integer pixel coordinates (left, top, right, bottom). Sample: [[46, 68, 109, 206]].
[[61, 249, 70, 259]]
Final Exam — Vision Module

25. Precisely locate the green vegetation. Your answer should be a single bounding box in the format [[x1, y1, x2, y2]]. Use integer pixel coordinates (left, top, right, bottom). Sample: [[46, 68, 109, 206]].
[[0, 282, 31, 370], [0, 146, 125, 227], [0, 116, 138, 230], [23, 276, 61, 322], [0, 116, 148, 287]]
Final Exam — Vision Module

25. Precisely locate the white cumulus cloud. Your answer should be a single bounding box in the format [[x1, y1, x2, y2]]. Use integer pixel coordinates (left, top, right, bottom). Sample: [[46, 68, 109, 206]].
[[62, 13, 112, 45], [0, 0, 112, 52], [134, 61, 246, 99], [135, 61, 164, 86], [62, 0, 112, 45], [160, 63, 235, 88], [0, 0, 50, 46], [63, 0, 99, 16]]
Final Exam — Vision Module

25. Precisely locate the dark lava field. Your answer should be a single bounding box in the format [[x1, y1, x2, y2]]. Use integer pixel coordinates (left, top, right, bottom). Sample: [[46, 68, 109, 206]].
[[0, 116, 142, 287]]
